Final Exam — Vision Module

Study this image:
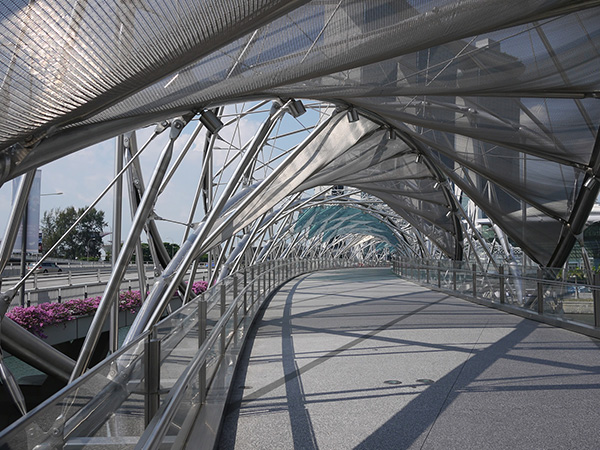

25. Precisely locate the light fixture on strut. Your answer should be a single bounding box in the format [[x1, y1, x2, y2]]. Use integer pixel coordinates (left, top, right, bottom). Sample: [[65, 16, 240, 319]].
[[199, 109, 224, 134], [288, 99, 307, 118], [347, 108, 359, 123]]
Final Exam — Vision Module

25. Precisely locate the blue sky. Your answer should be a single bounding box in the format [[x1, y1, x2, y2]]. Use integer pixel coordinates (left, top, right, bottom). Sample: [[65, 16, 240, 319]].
[[0, 102, 321, 253], [0, 112, 264, 250]]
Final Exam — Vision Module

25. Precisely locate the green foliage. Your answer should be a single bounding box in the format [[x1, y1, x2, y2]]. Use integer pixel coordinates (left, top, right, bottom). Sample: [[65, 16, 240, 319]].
[[132, 242, 184, 263], [163, 242, 180, 257], [41, 206, 107, 259]]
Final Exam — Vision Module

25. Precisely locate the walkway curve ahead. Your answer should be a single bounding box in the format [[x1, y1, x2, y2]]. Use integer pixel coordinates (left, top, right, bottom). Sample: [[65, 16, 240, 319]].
[[218, 267, 600, 450]]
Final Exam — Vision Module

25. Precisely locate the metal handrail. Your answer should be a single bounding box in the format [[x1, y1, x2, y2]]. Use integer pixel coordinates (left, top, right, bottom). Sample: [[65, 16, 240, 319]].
[[0, 327, 152, 445], [139, 259, 346, 448], [0, 258, 348, 448], [393, 257, 600, 338], [139, 277, 256, 449]]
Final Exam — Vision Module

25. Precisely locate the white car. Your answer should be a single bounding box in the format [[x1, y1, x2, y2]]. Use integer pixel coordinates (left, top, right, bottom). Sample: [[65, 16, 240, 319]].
[[32, 262, 63, 274]]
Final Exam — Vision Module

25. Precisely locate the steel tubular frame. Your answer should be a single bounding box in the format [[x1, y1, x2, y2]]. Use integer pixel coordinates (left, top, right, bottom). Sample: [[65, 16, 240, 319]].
[[0, 94, 593, 428]]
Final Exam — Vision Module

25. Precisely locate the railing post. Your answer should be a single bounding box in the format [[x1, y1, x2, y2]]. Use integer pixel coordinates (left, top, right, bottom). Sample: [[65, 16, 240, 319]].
[[472, 263, 477, 298], [243, 269, 248, 313], [257, 264, 261, 299], [233, 275, 238, 329], [426, 263, 430, 285], [594, 272, 600, 327], [233, 274, 238, 301], [220, 284, 226, 355], [452, 262, 457, 291], [144, 330, 161, 427], [250, 267, 255, 305], [499, 265, 505, 304], [537, 268, 544, 314], [198, 294, 207, 404], [437, 261, 441, 288]]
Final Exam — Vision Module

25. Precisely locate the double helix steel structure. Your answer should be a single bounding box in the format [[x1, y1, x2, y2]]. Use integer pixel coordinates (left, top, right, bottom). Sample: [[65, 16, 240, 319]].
[[0, 1, 599, 447]]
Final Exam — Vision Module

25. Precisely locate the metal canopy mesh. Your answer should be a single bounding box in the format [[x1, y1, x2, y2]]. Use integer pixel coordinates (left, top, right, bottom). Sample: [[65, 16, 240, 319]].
[[294, 205, 400, 248], [1, 0, 600, 266], [1, 1, 600, 438]]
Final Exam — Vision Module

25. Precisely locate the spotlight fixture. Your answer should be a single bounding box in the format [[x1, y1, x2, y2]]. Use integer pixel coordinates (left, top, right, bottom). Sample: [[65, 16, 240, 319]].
[[446, 209, 454, 218], [434, 181, 441, 189], [199, 109, 224, 134], [388, 128, 396, 140], [583, 177, 597, 189], [347, 108, 359, 123], [288, 99, 306, 118], [415, 153, 422, 164]]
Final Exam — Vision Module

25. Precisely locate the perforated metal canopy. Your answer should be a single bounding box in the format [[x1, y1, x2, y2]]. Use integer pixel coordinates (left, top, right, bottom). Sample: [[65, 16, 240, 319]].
[[1, 0, 600, 419], [1, 0, 600, 268]]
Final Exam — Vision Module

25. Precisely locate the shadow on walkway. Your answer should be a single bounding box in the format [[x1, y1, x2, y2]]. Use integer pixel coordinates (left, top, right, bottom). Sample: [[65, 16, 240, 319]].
[[219, 268, 600, 450]]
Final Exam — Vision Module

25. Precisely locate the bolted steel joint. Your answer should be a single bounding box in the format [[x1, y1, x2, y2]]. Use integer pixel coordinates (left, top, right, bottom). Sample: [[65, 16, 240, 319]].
[[154, 120, 171, 134], [170, 115, 192, 139]]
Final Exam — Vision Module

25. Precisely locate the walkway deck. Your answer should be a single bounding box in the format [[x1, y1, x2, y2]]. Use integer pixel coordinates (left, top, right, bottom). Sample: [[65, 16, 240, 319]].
[[218, 267, 600, 450]]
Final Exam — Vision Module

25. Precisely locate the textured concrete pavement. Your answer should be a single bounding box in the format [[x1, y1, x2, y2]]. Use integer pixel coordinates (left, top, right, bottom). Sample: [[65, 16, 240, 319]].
[[218, 267, 600, 450]]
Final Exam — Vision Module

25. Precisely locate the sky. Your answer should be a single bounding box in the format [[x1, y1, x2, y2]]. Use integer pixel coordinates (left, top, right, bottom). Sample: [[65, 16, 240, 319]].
[[0, 102, 322, 254], [0, 108, 265, 251]]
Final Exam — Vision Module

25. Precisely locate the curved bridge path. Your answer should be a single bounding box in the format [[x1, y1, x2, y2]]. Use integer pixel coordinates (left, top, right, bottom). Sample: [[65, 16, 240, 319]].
[[218, 267, 600, 450]]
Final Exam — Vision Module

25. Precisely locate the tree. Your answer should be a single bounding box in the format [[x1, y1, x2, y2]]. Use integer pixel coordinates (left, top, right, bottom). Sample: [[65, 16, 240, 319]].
[[41, 206, 108, 260], [132, 242, 181, 263], [163, 242, 180, 258]]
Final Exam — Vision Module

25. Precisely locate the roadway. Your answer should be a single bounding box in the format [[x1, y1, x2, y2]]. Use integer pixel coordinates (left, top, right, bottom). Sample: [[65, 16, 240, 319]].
[[2, 267, 153, 291], [219, 267, 600, 449], [1, 266, 210, 307]]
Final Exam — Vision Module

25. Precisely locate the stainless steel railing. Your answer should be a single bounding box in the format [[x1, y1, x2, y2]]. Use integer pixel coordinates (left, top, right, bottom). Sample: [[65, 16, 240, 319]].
[[392, 257, 600, 338], [0, 258, 353, 449]]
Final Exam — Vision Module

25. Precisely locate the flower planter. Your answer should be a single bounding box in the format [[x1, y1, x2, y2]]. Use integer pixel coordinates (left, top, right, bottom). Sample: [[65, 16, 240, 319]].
[[43, 320, 78, 345], [41, 311, 137, 346], [6, 284, 206, 344]]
